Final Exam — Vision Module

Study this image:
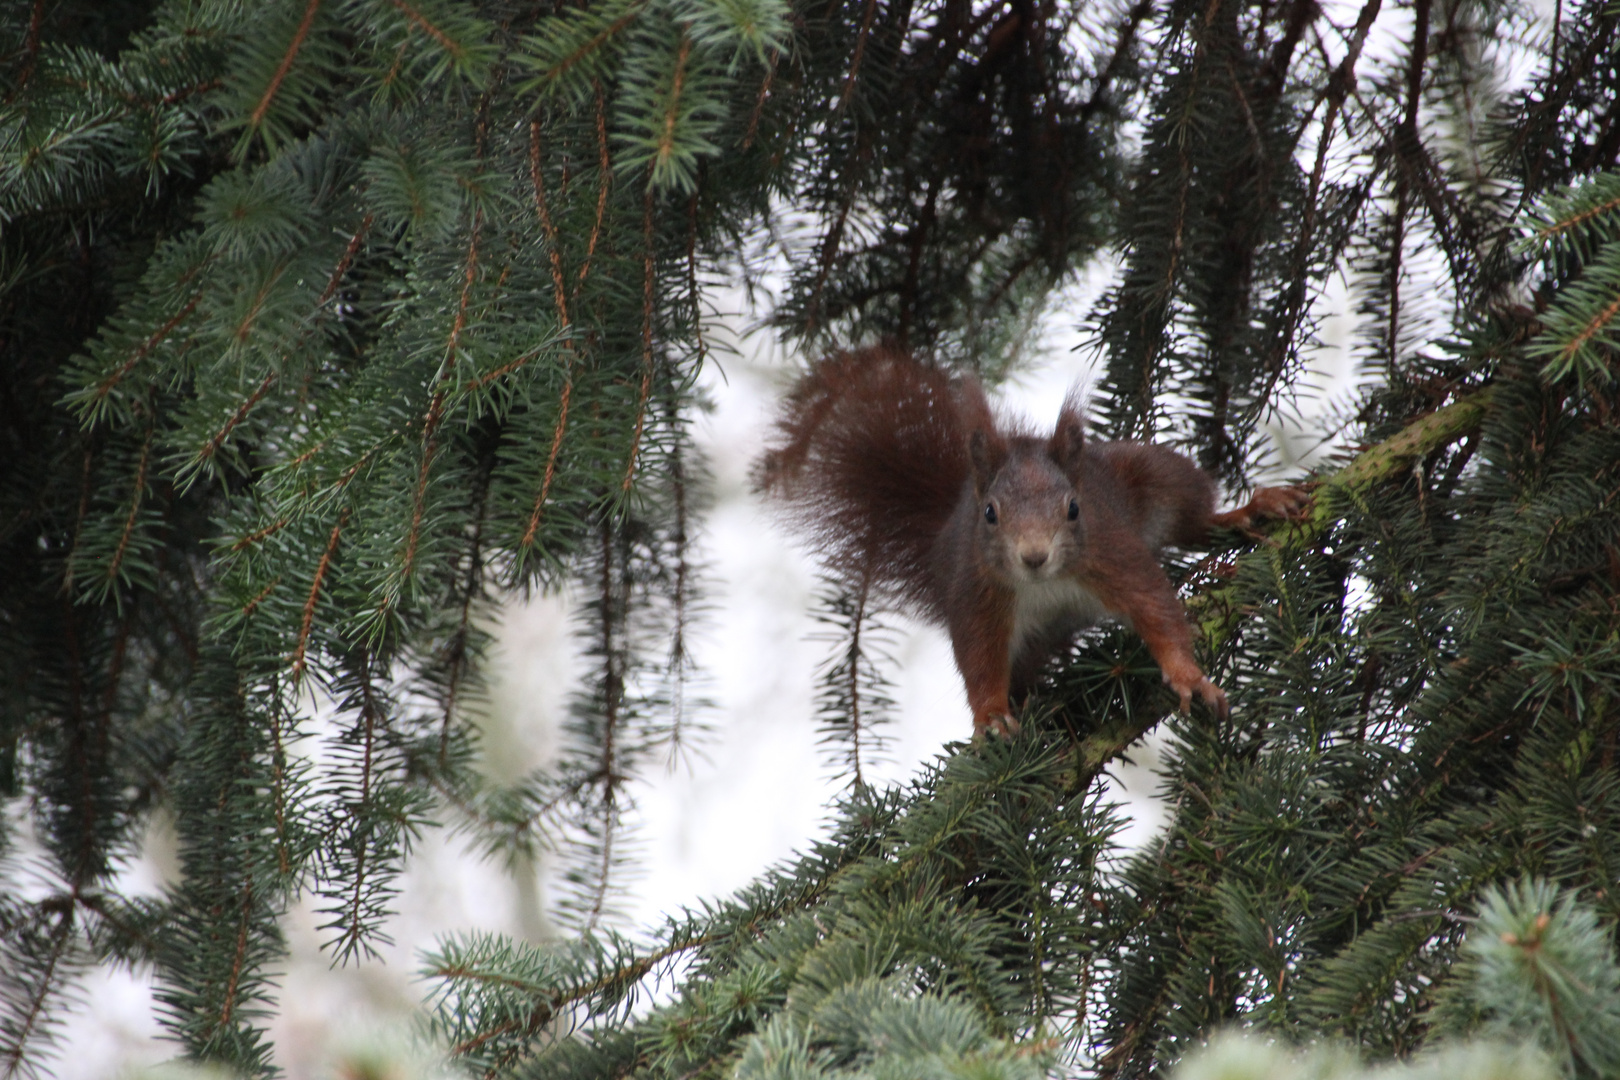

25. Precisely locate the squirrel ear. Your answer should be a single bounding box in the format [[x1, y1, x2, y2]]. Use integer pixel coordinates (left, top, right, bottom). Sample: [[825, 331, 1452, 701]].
[[1051, 408, 1086, 475], [969, 429, 1002, 493]]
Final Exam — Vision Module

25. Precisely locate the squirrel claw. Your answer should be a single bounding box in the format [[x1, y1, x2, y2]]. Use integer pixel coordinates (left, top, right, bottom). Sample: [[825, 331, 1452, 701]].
[[1211, 485, 1313, 532], [976, 712, 1022, 740], [1251, 484, 1312, 522], [1168, 673, 1229, 720], [1198, 678, 1230, 720]]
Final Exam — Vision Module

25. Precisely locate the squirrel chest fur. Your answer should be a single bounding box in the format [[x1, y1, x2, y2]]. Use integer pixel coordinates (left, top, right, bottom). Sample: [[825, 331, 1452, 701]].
[[758, 346, 1304, 738]]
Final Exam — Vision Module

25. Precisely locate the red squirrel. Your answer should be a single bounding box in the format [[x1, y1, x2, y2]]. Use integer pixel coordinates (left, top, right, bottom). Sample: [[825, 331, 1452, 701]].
[[757, 346, 1308, 739]]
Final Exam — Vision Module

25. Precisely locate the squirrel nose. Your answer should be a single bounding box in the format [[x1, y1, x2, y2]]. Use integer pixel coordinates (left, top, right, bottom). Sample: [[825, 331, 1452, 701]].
[[1021, 550, 1048, 570]]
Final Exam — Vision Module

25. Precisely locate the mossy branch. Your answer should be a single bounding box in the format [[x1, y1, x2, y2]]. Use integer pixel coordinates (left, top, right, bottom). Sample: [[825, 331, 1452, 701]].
[[1062, 387, 1496, 783]]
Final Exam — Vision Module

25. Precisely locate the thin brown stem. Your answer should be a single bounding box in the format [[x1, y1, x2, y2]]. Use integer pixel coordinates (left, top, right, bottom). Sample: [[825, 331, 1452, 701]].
[[214, 878, 255, 1030], [652, 35, 695, 179], [291, 508, 349, 683], [387, 0, 467, 60], [529, 122, 572, 327], [89, 292, 203, 408], [0, 909, 73, 1080], [839, 0, 881, 110], [742, 49, 779, 149], [105, 429, 154, 588], [248, 0, 324, 136], [576, 83, 613, 292], [522, 376, 573, 551], [623, 181, 657, 495]]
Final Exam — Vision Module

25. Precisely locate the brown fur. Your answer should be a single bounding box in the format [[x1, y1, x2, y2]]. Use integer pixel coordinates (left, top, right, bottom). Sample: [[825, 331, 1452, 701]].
[[756, 346, 997, 620], [757, 346, 1307, 737]]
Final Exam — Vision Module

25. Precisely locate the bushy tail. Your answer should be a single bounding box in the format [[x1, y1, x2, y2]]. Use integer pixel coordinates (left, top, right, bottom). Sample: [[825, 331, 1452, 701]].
[[756, 346, 993, 615]]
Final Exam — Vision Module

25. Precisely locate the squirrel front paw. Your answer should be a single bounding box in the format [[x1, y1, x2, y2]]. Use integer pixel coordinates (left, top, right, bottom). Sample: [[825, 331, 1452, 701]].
[[1250, 484, 1313, 522], [974, 711, 1022, 740], [1164, 667, 1229, 720], [1193, 676, 1229, 719], [1211, 485, 1314, 531]]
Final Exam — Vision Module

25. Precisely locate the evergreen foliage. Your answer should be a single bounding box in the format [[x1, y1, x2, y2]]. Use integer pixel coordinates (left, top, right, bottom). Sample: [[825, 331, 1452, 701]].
[[2, 0, 1619, 1078], [1436, 880, 1620, 1077]]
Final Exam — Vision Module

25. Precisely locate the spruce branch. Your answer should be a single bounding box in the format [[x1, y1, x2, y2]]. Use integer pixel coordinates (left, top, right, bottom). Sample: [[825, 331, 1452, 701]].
[[838, 0, 880, 111], [99, 426, 154, 603], [76, 291, 204, 423], [192, 373, 277, 477], [1267, 0, 1384, 390], [267, 685, 296, 878], [434, 464, 492, 768], [664, 411, 697, 760], [739, 46, 777, 149], [521, 372, 575, 554], [529, 121, 574, 328], [0, 904, 76, 1080], [398, 220, 483, 594], [1523, 172, 1620, 258], [579, 84, 613, 292], [244, 0, 326, 149], [1441, 880, 1620, 1076], [427, 930, 721, 1067], [653, 33, 694, 182], [1536, 267, 1620, 384], [2, 0, 46, 106], [386, 0, 471, 64], [184, 205, 374, 485], [291, 507, 349, 684], [580, 522, 628, 932], [623, 183, 658, 496], [519, 0, 649, 104], [809, 574, 896, 788]]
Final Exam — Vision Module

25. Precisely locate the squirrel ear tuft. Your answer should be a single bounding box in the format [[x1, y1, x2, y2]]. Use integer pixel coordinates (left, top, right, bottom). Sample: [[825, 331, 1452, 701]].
[[1051, 408, 1085, 474], [969, 430, 1003, 492]]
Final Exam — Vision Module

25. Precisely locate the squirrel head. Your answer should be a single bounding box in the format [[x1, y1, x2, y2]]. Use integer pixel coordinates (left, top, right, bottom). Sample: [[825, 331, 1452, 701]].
[[972, 422, 1086, 583]]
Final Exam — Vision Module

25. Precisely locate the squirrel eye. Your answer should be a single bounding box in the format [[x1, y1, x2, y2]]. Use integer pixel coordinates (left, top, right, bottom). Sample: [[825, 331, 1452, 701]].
[[984, 503, 998, 525], [1067, 498, 1080, 521]]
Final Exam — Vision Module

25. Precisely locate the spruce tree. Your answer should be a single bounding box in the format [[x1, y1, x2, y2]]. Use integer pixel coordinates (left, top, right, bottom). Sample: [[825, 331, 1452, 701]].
[[2, 0, 1618, 1078]]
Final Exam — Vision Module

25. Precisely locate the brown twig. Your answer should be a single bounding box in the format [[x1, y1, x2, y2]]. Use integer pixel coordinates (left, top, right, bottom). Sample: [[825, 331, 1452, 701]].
[[214, 878, 255, 1030], [839, 0, 881, 111], [290, 508, 349, 683], [576, 81, 612, 292], [741, 49, 779, 149], [248, 0, 324, 137], [529, 122, 572, 327], [622, 181, 657, 494], [89, 293, 203, 407], [652, 34, 694, 175], [105, 430, 154, 587], [387, 0, 467, 60]]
